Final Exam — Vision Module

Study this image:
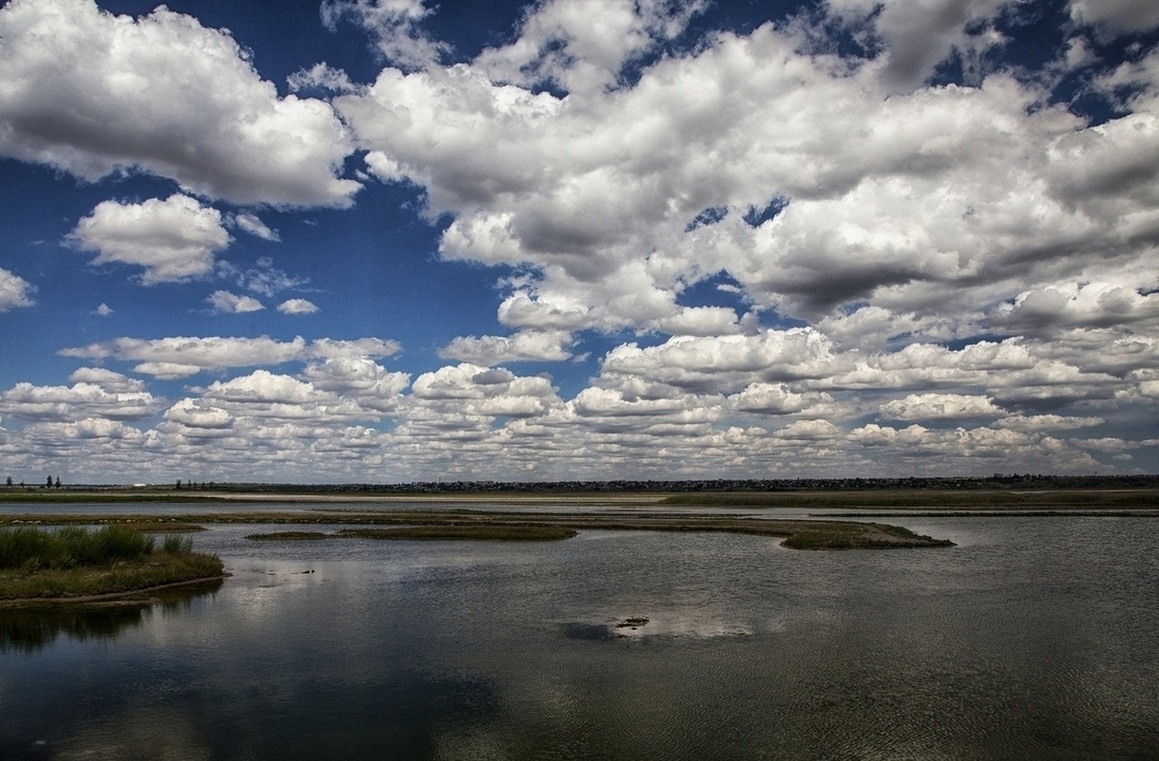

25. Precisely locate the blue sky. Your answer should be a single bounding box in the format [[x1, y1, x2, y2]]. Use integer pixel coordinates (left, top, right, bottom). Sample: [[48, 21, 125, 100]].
[[1, 0, 1158, 484]]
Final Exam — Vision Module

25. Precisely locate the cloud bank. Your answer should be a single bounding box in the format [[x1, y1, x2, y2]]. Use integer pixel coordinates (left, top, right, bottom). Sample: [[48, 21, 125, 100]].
[[1, 0, 1157, 482]]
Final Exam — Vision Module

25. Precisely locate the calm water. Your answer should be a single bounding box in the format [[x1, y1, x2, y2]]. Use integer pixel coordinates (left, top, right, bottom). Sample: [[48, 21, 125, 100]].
[[1, 514, 1156, 760]]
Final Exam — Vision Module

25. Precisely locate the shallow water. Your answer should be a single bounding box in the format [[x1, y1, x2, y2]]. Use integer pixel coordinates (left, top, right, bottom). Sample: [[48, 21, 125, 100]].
[[0, 498, 816, 518], [1, 514, 1156, 759]]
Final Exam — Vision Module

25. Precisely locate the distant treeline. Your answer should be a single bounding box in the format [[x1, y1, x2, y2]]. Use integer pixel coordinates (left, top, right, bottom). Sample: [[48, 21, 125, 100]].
[[62, 473, 1159, 494]]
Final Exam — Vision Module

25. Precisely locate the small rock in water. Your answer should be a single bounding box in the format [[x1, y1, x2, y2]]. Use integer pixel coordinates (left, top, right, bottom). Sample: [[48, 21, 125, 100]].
[[614, 616, 650, 630]]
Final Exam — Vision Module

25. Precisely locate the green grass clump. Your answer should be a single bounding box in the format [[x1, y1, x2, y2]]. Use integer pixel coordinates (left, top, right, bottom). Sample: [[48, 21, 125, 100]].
[[160, 534, 194, 554], [0, 526, 154, 571], [0, 526, 224, 603]]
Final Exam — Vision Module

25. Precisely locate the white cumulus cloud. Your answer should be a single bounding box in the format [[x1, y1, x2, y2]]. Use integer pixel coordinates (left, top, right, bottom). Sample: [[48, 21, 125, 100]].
[[0, 267, 35, 311], [277, 298, 320, 315], [207, 290, 265, 314], [879, 393, 1004, 421], [0, 0, 359, 207], [68, 195, 231, 284], [58, 335, 401, 376], [438, 330, 573, 365]]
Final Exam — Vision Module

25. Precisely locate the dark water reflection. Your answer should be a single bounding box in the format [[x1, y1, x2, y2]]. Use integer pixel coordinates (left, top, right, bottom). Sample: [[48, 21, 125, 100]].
[[0, 580, 222, 653], [1, 516, 1156, 759]]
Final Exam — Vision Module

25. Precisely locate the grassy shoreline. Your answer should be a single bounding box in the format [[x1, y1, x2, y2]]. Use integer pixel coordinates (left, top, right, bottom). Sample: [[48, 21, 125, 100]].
[[0, 525, 225, 604], [0, 553, 226, 604]]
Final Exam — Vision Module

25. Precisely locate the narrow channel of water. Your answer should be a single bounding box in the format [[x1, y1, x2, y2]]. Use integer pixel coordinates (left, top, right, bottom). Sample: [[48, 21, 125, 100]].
[[1, 513, 1156, 759]]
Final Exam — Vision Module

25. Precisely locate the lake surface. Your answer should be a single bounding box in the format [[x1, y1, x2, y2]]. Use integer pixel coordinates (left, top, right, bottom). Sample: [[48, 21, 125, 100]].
[[2, 513, 1156, 759]]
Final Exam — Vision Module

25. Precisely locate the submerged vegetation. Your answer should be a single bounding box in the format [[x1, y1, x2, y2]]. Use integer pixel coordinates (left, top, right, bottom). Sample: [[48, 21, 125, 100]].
[[0, 526, 224, 603]]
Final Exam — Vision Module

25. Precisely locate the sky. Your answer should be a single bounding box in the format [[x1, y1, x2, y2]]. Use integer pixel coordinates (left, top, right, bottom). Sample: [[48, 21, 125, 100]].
[[1, 0, 1158, 485]]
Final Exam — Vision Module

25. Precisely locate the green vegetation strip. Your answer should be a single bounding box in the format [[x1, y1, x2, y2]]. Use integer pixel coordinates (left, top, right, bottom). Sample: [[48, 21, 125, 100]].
[[339, 525, 579, 540], [0, 526, 224, 603], [5, 511, 952, 550]]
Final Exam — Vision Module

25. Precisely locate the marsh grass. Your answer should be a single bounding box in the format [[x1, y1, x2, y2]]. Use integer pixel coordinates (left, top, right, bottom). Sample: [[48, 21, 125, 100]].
[[0, 526, 224, 603], [161, 534, 194, 554], [0, 526, 154, 571]]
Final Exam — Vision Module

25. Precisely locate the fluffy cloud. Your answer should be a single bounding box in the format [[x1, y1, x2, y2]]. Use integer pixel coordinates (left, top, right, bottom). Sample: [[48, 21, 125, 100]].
[[572, 386, 704, 418], [990, 282, 1159, 333], [0, 372, 160, 423], [309, 338, 404, 359], [145, 366, 408, 478], [438, 330, 573, 365], [321, 0, 446, 70], [334, 15, 1103, 349], [277, 298, 320, 315], [0, 0, 359, 207], [828, 0, 1011, 91], [321, 0, 1159, 368], [59, 335, 401, 377], [3, 0, 1158, 481], [406, 363, 560, 420], [300, 357, 410, 411], [993, 414, 1104, 432], [208, 291, 265, 314], [68, 195, 230, 284], [200, 370, 367, 420], [599, 329, 841, 394], [1068, 0, 1159, 34], [730, 382, 839, 418], [0, 267, 35, 311], [163, 399, 233, 431], [67, 367, 148, 394], [0, 346, 1142, 481], [474, 0, 707, 94], [879, 393, 1004, 421]]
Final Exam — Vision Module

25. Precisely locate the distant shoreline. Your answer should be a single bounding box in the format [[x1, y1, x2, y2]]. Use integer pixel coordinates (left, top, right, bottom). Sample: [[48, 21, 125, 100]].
[[2, 483, 1158, 510]]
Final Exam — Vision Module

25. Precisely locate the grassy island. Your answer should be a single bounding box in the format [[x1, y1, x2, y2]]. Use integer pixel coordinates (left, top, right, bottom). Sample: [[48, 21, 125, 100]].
[[0, 525, 225, 604], [339, 525, 579, 541], [247, 525, 579, 541], [5, 510, 952, 549]]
